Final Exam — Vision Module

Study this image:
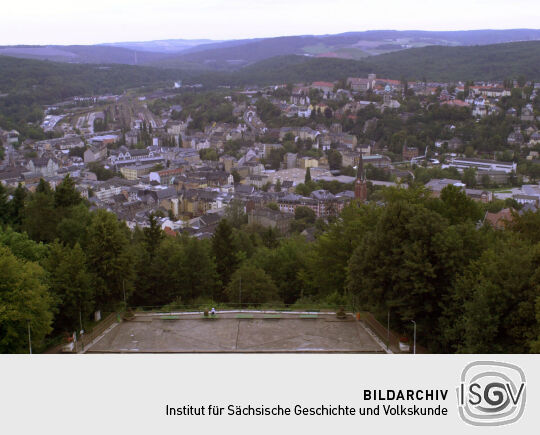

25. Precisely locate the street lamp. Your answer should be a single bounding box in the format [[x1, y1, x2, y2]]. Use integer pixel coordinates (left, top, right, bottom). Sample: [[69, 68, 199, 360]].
[[410, 320, 416, 354]]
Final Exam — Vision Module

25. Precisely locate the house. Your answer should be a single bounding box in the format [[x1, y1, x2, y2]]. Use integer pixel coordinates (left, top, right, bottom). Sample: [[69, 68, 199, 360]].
[[278, 190, 349, 218], [424, 179, 463, 197], [26, 157, 59, 178], [120, 163, 156, 180], [403, 145, 419, 161], [484, 208, 514, 230], [363, 154, 391, 169], [297, 157, 318, 169], [507, 128, 524, 146], [521, 108, 535, 122], [465, 189, 493, 203], [248, 207, 293, 233], [149, 167, 184, 185], [84, 144, 107, 163], [347, 77, 372, 92], [1, 129, 20, 145], [311, 81, 335, 94]]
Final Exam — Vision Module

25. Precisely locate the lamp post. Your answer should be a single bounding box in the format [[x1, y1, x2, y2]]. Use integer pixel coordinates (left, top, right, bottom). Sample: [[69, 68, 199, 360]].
[[239, 275, 242, 307], [387, 310, 390, 351], [410, 320, 416, 354]]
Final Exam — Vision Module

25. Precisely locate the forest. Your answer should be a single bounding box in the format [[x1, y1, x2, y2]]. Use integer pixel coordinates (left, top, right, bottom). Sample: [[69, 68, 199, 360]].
[[1, 177, 539, 354]]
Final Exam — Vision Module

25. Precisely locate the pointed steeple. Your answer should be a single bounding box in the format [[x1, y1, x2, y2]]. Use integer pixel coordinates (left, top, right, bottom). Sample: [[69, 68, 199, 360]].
[[355, 152, 367, 202], [357, 152, 365, 181]]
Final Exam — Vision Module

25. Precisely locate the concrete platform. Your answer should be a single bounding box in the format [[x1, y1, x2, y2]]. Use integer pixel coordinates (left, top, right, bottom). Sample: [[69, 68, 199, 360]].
[[85, 312, 385, 353]]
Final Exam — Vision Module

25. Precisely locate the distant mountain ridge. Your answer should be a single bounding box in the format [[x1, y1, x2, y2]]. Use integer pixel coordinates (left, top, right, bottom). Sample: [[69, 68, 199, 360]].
[[2, 29, 540, 67]]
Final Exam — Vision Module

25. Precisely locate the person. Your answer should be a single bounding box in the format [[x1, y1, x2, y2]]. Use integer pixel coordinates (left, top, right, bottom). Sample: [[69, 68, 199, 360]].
[[210, 307, 216, 316]]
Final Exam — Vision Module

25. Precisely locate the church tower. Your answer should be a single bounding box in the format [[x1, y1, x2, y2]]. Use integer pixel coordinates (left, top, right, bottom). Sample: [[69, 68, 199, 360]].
[[354, 152, 367, 202]]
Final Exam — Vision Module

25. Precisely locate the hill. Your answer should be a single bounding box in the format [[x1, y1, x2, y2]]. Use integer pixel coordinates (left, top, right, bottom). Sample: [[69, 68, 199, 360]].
[[0, 45, 169, 65], [3, 29, 540, 67], [149, 29, 540, 69], [231, 41, 540, 84]]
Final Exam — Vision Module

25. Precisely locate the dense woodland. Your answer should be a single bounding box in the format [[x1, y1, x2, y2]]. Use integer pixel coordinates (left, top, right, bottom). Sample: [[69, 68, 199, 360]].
[[1, 177, 540, 353]]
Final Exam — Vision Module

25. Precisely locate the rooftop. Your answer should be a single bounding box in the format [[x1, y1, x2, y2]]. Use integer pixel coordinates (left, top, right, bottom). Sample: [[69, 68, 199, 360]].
[[85, 311, 385, 354]]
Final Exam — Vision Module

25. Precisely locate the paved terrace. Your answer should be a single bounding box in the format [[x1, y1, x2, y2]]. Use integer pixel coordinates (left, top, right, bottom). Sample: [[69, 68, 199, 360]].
[[85, 311, 386, 353]]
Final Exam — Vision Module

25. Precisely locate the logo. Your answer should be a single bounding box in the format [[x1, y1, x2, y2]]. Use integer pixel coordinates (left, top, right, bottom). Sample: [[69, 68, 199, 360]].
[[457, 361, 526, 426]]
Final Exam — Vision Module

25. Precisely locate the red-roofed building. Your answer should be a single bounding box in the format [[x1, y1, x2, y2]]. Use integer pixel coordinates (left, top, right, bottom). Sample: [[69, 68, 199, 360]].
[[311, 81, 335, 93], [484, 208, 515, 230]]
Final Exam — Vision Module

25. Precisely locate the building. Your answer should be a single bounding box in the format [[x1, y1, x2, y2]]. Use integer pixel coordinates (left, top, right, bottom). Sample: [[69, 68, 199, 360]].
[[402, 145, 419, 161], [84, 144, 107, 163], [248, 207, 293, 233], [347, 77, 372, 92], [484, 208, 514, 230], [354, 153, 367, 202], [442, 158, 516, 174], [120, 163, 156, 180], [26, 157, 59, 178]]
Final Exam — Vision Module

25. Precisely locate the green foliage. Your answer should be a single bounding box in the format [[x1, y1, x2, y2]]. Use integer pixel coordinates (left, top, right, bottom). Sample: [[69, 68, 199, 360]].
[[88, 163, 115, 181], [54, 175, 82, 209], [448, 240, 540, 353], [304, 167, 311, 183], [212, 219, 239, 291], [327, 149, 342, 170], [45, 242, 94, 333], [199, 148, 219, 161], [0, 245, 53, 353], [225, 200, 247, 229], [225, 263, 280, 305], [85, 210, 134, 309]]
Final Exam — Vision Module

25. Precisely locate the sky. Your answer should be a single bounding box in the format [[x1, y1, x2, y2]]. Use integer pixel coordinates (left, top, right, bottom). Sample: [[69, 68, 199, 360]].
[[3, 0, 540, 45]]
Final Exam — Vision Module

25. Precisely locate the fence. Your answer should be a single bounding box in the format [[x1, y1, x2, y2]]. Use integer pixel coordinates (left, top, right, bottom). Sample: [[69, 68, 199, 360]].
[[77, 313, 119, 352], [360, 312, 428, 354]]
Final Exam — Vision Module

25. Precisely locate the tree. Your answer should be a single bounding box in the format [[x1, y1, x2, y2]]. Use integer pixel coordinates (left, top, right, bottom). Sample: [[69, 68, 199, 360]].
[[0, 183, 9, 225], [23, 185, 57, 243], [225, 263, 280, 305], [251, 237, 310, 303], [275, 179, 282, 192], [0, 245, 53, 353], [435, 185, 483, 225], [175, 237, 220, 302], [54, 174, 82, 209], [347, 202, 448, 347], [231, 169, 241, 184], [327, 149, 342, 170], [143, 213, 164, 260], [85, 210, 134, 309], [8, 183, 26, 228], [306, 202, 381, 298], [304, 167, 311, 183], [211, 219, 239, 294], [462, 167, 477, 187], [45, 242, 94, 332], [225, 200, 247, 229], [449, 240, 540, 353]]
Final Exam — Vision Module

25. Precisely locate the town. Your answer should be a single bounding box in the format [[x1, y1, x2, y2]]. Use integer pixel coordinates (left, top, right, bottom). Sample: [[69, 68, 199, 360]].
[[2, 74, 540, 234], [2, 66, 540, 355]]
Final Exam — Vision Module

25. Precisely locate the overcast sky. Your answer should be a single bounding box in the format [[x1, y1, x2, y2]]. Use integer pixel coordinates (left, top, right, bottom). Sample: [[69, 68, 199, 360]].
[[3, 0, 540, 45]]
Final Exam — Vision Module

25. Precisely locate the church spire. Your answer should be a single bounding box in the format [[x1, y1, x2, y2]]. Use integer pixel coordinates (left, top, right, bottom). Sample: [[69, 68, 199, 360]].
[[357, 151, 365, 181], [355, 152, 367, 202]]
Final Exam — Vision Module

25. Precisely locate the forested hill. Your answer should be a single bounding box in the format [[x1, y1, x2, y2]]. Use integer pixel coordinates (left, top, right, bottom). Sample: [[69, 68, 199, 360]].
[[366, 41, 540, 81], [0, 56, 187, 97], [234, 41, 540, 84]]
